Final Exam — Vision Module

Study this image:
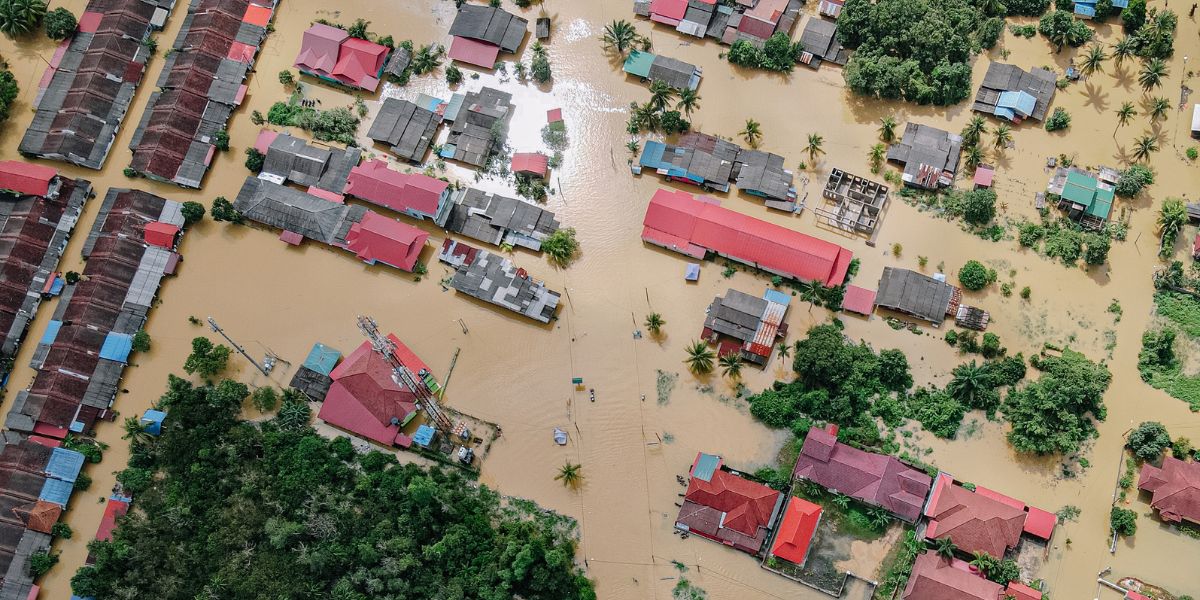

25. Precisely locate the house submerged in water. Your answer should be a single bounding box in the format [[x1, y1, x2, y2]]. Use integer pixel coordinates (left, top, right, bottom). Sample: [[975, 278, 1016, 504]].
[[438, 240, 560, 323]]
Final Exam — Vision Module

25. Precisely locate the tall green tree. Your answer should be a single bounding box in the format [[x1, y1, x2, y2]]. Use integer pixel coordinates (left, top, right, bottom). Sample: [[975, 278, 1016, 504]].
[[1148, 96, 1170, 122], [1157, 197, 1186, 257], [1080, 43, 1107, 75], [644, 312, 665, 335], [878, 116, 898, 143], [719, 353, 743, 380], [676, 87, 700, 117], [1137, 58, 1167, 92], [992, 123, 1012, 150], [0, 0, 46, 37], [740, 118, 762, 148], [806, 133, 825, 165], [1115, 102, 1137, 134], [600, 19, 638, 55], [1132, 134, 1159, 161], [685, 341, 715, 374]]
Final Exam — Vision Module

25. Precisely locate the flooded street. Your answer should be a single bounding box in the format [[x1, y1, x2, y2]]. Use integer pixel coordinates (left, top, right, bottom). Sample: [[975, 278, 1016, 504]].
[[1, 0, 1198, 597]]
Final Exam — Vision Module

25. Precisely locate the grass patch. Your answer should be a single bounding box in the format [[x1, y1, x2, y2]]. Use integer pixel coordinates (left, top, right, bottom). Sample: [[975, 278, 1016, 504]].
[[1155, 292, 1200, 337], [655, 370, 678, 406]]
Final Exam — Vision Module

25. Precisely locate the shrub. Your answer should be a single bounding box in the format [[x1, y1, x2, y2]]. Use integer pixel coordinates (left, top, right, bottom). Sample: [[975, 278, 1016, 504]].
[[978, 17, 1004, 49], [251, 386, 279, 413], [50, 522, 72, 539], [243, 148, 265, 173], [1110, 506, 1137, 536], [909, 388, 966, 439], [958, 260, 992, 290], [445, 64, 462, 85], [1083, 232, 1111, 265], [181, 201, 205, 225], [0, 0, 46, 37], [530, 42, 551, 83], [1044, 107, 1071, 131], [212, 129, 229, 151], [542, 228, 579, 266], [0, 69, 17, 124], [131, 329, 151, 353], [277, 69, 294, 86], [1127, 421, 1171, 460], [1114, 164, 1154, 197], [962, 189, 997, 225], [1007, 0, 1050, 15], [28, 549, 56, 578], [43, 6, 74, 39], [1020, 286, 1031, 299], [1188, 147, 1199, 160], [981, 332, 1003, 358], [211, 197, 242, 224], [1018, 222, 1044, 247]]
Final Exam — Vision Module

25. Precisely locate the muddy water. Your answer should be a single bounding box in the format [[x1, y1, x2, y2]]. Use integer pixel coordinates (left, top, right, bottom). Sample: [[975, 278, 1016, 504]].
[[1, 0, 1198, 598]]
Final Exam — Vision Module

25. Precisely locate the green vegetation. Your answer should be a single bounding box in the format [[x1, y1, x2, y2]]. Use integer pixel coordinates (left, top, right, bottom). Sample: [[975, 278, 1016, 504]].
[[244, 148, 265, 173], [542, 228, 579, 267], [1110, 506, 1137, 536], [266, 100, 361, 145], [1002, 349, 1111, 454], [210, 196, 243, 224], [42, 6, 74, 39], [740, 118, 762, 148], [684, 341, 715, 375], [1007, 0, 1050, 15], [837, 0, 985, 105], [1127, 421, 1171, 460], [29, 549, 56, 578], [626, 84, 690, 136], [131, 330, 151, 353], [644, 313, 665, 335], [1114, 164, 1154, 197], [600, 19, 644, 56], [958, 260, 994, 291], [0, 69, 17, 124], [719, 353, 743, 380], [968, 552, 1021, 584], [410, 43, 445, 75], [50, 522, 72, 539], [962, 189, 996, 226], [250, 386, 279, 413], [874, 531, 923, 599], [0, 0, 44, 37], [1038, 10, 1094, 51], [530, 42, 551, 83], [1157, 198, 1186, 258], [1043, 107, 1071, 131], [70, 367, 594, 600], [555, 462, 583, 487], [212, 129, 229, 151], [1139, 291, 1200, 411], [727, 32, 801, 71], [180, 201, 205, 226], [445, 64, 462, 85], [183, 336, 231, 380]]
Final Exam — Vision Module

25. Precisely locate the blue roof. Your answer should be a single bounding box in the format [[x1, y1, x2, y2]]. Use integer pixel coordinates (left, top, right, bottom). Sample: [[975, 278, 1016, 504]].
[[39, 320, 61, 346], [443, 93, 466, 122], [413, 424, 436, 447], [764, 288, 792, 306], [692, 453, 721, 482], [45, 448, 85, 483], [997, 90, 1036, 117], [302, 343, 342, 376], [99, 332, 133, 363], [39, 478, 73, 507], [684, 263, 700, 281], [48, 277, 64, 296], [1074, 4, 1097, 16], [1110, 0, 1128, 7], [439, 143, 457, 159], [141, 409, 166, 435], [638, 142, 702, 184]]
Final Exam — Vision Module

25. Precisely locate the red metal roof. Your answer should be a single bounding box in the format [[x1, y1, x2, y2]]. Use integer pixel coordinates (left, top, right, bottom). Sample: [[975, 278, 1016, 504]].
[[449, 36, 501, 69], [1138, 456, 1200, 525], [649, 0, 687, 22], [345, 159, 447, 218], [684, 468, 779, 538], [770, 497, 822, 566], [511, 152, 549, 178], [95, 497, 130, 542], [973, 165, 995, 188], [294, 23, 347, 74], [242, 3, 272, 27], [1005, 582, 1042, 600], [253, 128, 278, 153], [842, 285, 877, 316], [330, 37, 388, 91], [79, 11, 102, 33], [307, 186, 344, 203], [344, 212, 428, 272], [143, 221, 179, 249], [0, 161, 56, 196], [279, 230, 303, 245], [316, 335, 429, 447], [547, 108, 563, 123], [642, 189, 853, 286]]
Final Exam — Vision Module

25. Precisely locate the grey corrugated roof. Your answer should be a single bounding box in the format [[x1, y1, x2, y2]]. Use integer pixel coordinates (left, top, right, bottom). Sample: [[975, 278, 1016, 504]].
[[367, 98, 441, 163], [449, 5, 528, 52], [648, 55, 699, 90], [735, 150, 793, 201], [385, 47, 412, 77], [886, 123, 962, 187], [447, 248, 559, 322], [234, 177, 355, 244], [442, 188, 560, 251], [973, 62, 1057, 121], [874, 267, 954, 324]]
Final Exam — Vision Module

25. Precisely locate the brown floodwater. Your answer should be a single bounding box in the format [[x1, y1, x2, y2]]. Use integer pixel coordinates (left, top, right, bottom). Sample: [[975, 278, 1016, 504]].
[[1, 0, 1198, 598]]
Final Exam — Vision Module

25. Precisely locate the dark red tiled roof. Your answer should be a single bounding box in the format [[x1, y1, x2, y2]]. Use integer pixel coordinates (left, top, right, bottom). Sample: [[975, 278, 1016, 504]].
[[924, 475, 1026, 559], [903, 552, 1003, 600], [1138, 457, 1200, 525]]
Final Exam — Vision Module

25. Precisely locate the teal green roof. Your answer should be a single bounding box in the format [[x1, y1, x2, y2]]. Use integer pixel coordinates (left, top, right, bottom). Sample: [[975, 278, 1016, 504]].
[[1060, 170, 1114, 220], [1087, 186, 1114, 219], [623, 50, 655, 78]]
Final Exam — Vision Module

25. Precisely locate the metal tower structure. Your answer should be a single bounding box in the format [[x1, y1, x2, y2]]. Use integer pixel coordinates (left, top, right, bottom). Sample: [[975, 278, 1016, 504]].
[[207, 317, 272, 376], [356, 315, 453, 434]]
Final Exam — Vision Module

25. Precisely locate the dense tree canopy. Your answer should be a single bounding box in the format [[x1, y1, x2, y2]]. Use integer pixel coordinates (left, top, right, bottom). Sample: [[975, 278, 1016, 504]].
[[73, 373, 594, 600], [837, 0, 987, 105], [1003, 349, 1111, 454]]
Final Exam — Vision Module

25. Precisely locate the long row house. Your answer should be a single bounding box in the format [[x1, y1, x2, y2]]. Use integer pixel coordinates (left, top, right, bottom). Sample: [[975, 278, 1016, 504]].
[[128, 0, 278, 188], [0, 188, 185, 599], [19, 0, 175, 169], [636, 132, 799, 211], [636, 0, 802, 46]]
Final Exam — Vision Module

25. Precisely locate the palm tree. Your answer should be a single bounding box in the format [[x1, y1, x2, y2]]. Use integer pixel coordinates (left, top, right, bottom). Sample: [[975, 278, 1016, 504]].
[[555, 462, 583, 487], [121, 416, 153, 446], [1138, 58, 1168, 92], [878, 116, 898, 143], [868, 143, 886, 173], [831, 493, 851, 510], [775, 341, 791, 362], [961, 116, 987, 147], [644, 312, 665, 335], [969, 551, 995, 573], [740, 118, 762, 148], [1115, 102, 1137, 134], [1080, 44, 1107, 76], [1111, 37, 1135, 67], [1132, 134, 1159, 161], [992, 123, 1012, 151], [1148, 96, 1170, 122], [676, 88, 700, 117], [647, 81, 676, 113], [946, 361, 988, 407], [934, 536, 958, 559], [684, 341, 716, 374], [0, 0, 46, 37], [719, 353, 743, 380], [600, 19, 638, 55], [963, 145, 985, 172], [806, 133, 825, 165], [795, 280, 820, 311], [868, 507, 891, 530], [1158, 198, 1187, 255]]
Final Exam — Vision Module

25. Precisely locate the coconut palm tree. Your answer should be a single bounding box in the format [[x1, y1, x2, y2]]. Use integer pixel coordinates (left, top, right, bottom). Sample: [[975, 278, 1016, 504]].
[[1080, 44, 1107, 76], [869, 143, 886, 173], [934, 536, 958, 559], [1132, 134, 1159, 161], [684, 341, 715, 374], [1158, 198, 1187, 256], [1111, 37, 1135, 67], [676, 88, 700, 117], [647, 80, 676, 113], [1148, 96, 1170, 122], [878, 116, 898, 143], [775, 341, 791, 362], [946, 360, 988, 407], [961, 116, 987, 147], [1115, 102, 1137, 134], [644, 312, 665, 335], [719, 353, 743, 380], [806, 133, 825, 164], [868, 507, 891, 530], [963, 145, 985, 172], [600, 19, 638, 55], [1138, 58, 1168, 92], [992, 123, 1012, 150], [555, 462, 583, 486], [831, 493, 851, 510], [121, 416, 154, 447], [795, 280, 820, 311], [740, 118, 762, 148], [0, 0, 46, 37]]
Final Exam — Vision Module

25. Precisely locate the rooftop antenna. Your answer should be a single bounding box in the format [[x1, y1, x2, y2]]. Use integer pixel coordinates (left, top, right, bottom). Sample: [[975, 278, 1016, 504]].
[[207, 317, 273, 376], [356, 315, 453, 435]]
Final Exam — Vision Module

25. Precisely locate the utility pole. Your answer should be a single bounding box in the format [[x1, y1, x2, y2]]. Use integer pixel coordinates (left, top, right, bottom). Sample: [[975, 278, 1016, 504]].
[[357, 315, 453, 435], [207, 317, 271, 376]]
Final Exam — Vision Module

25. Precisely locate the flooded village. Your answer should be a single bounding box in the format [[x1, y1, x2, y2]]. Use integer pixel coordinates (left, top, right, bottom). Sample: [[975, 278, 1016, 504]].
[[0, 0, 1194, 598]]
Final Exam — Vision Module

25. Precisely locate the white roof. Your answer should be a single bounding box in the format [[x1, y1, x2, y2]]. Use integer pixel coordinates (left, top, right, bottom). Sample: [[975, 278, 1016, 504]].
[[1192, 104, 1200, 132]]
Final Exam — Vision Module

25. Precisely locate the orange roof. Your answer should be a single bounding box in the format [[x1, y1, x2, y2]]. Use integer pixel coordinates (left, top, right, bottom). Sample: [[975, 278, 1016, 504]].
[[770, 497, 822, 566], [242, 4, 272, 27], [23, 500, 62, 534], [1005, 581, 1042, 600]]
